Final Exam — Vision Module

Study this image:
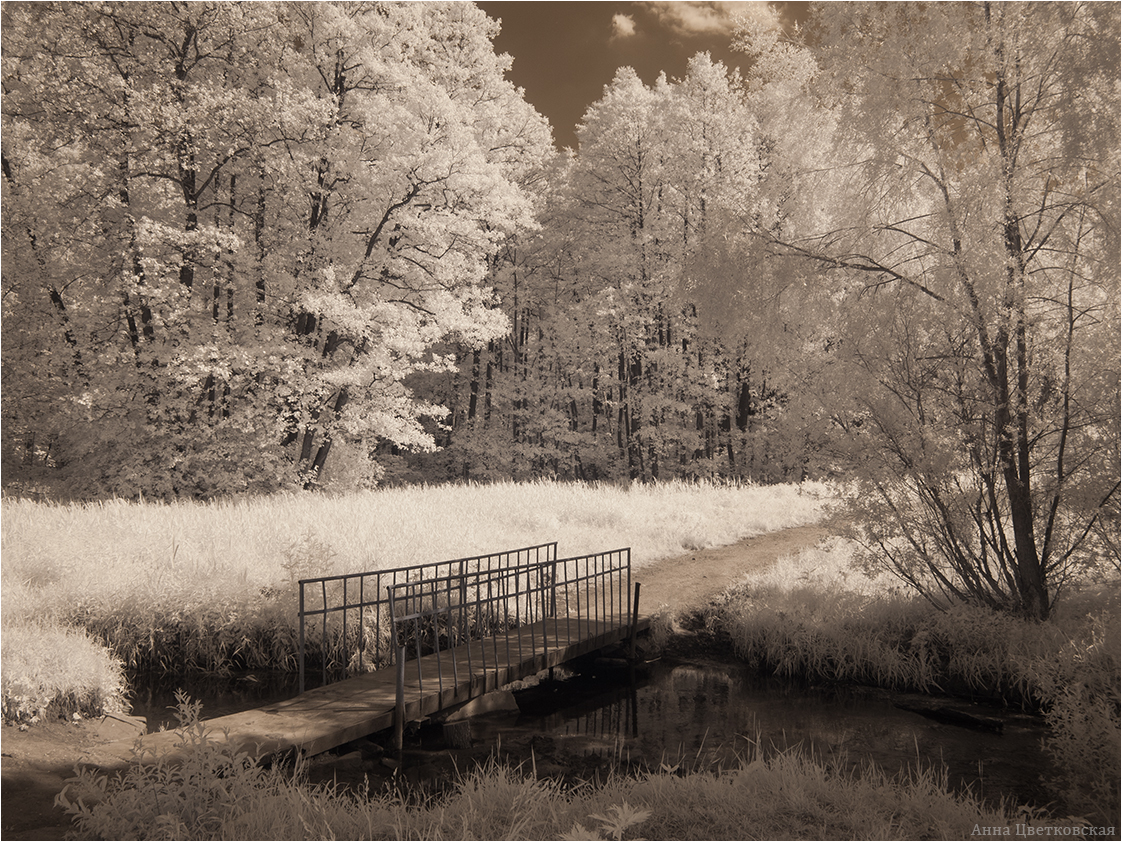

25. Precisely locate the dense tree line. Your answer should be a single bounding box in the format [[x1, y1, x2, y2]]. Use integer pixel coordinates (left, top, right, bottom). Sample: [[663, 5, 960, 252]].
[[3, 2, 1118, 616], [415, 55, 804, 485]]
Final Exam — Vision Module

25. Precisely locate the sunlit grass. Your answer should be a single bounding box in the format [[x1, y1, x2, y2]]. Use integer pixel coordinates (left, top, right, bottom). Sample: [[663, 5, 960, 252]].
[[2, 480, 829, 619], [1, 479, 829, 707]]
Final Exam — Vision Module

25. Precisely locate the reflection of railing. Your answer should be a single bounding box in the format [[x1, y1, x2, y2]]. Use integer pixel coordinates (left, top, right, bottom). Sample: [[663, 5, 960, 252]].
[[296, 543, 558, 693], [387, 548, 632, 741]]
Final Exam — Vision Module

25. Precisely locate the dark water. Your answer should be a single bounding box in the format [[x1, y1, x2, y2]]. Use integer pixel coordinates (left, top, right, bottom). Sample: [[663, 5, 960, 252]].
[[128, 670, 305, 731], [128, 657, 1059, 812], [480, 659, 1060, 811]]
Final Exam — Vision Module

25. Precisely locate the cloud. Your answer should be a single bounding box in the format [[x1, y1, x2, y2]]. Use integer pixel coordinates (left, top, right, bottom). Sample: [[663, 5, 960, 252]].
[[640, 2, 780, 36], [611, 12, 638, 39]]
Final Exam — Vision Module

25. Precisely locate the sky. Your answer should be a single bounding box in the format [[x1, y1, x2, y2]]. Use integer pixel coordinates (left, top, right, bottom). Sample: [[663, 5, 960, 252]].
[[475, 1, 807, 150]]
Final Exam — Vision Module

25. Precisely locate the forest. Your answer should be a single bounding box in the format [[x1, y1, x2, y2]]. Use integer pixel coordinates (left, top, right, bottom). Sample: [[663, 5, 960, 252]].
[[3, 3, 1119, 617]]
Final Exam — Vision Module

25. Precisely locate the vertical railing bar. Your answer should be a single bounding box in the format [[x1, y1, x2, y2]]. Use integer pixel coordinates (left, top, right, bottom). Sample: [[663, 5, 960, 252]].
[[489, 572, 499, 686], [602, 554, 607, 632], [460, 573, 468, 665], [298, 583, 306, 694], [320, 579, 328, 687], [505, 568, 514, 671], [592, 554, 598, 638], [500, 569, 508, 673], [477, 581, 488, 685], [602, 553, 608, 630], [414, 599, 424, 701], [516, 565, 523, 667], [375, 574, 384, 668], [450, 576, 460, 689], [627, 549, 632, 629], [605, 554, 611, 630], [540, 560, 547, 652], [446, 576, 456, 691], [392, 570, 401, 669], [621, 550, 626, 624], [342, 577, 348, 677], [465, 575, 474, 691], [555, 557, 563, 644], [610, 554, 619, 633], [573, 557, 581, 646], [441, 574, 450, 691], [585, 556, 591, 641], [530, 564, 539, 665], [433, 585, 444, 703], [566, 556, 573, 644], [358, 575, 365, 674]]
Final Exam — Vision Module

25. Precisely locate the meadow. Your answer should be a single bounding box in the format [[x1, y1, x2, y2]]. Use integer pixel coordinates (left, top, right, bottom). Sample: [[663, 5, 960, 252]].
[[5, 479, 1119, 838], [1, 479, 829, 721]]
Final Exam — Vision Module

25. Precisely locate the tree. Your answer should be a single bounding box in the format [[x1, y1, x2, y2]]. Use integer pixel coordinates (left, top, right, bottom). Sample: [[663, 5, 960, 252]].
[[1, 1, 550, 498], [740, 2, 1120, 618]]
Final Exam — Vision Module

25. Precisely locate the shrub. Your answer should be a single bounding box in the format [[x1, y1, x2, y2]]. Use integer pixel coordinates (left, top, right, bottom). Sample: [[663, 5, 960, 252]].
[[1030, 603, 1121, 826], [1, 619, 127, 724]]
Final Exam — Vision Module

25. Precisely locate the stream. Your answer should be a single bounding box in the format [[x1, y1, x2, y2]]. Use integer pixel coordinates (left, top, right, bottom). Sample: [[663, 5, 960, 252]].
[[128, 655, 1060, 814]]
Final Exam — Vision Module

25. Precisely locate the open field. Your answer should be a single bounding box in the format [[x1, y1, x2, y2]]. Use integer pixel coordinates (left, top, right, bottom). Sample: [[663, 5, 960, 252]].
[[1, 480, 830, 715]]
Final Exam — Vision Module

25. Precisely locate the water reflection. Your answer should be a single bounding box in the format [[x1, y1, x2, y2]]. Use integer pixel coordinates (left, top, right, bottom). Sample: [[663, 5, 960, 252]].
[[129, 670, 303, 731], [484, 659, 1059, 811], [129, 658, 1060, 813]]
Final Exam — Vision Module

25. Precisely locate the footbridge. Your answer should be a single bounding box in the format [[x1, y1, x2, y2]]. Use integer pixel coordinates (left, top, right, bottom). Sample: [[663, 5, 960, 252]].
[[86, 543, 646, 770]]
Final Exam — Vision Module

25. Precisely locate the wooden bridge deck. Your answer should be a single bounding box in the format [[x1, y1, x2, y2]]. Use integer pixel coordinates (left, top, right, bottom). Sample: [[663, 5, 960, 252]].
[[83, 615, 645, 773]]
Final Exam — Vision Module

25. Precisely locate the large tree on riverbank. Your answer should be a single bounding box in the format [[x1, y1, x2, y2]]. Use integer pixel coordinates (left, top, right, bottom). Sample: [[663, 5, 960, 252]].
[[738, 2, 1120, 619]]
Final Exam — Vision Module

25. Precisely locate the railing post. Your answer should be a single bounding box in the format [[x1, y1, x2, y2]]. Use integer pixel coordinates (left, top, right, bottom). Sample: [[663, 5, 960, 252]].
[[629, 582, 641, 661], [549, 560, 557, 617], [298, 583, 306, 695], [394, 644, 406, 752]]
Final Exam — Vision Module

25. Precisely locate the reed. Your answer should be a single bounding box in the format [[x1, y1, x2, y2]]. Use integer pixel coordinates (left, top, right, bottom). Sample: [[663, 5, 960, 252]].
[[0, 617, 127, 724], [716, 536, 1121, 826]]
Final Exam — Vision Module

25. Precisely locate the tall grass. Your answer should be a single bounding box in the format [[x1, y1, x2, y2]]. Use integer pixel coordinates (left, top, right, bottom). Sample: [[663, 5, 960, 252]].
[[57, 692, 1036, 841], [714, 536, 1121, 825], [1, 480, 829, 712]]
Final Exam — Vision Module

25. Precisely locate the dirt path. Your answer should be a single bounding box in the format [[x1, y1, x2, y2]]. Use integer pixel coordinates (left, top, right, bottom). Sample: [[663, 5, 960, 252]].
[[634, 522, 830, 618]]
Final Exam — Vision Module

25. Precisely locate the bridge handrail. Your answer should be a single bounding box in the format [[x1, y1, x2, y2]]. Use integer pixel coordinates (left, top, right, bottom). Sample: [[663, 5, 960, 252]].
[[386, 548, 632, 726], [297, 542, 558, 693]]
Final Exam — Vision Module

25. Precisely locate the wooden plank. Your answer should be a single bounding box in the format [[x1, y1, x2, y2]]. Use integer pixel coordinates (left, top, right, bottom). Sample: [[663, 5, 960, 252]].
[[81, 615, 637, 773]]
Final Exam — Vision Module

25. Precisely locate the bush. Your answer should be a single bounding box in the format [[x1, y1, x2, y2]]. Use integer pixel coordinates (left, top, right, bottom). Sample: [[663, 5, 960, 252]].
[[1, 619, 127, 724], [1030, 604, 1121, 826]]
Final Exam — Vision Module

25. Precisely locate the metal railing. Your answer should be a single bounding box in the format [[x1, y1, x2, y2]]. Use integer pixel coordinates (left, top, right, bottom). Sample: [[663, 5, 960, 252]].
[[297, 542, 558, 693], [387, 548, 632, 740]]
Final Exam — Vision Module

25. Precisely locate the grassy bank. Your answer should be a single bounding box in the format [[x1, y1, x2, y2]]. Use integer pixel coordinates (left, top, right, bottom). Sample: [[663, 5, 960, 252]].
[[57, 694, 1043, 841], [1, 480, 828, 719], [709, 537, 1121, 825]]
